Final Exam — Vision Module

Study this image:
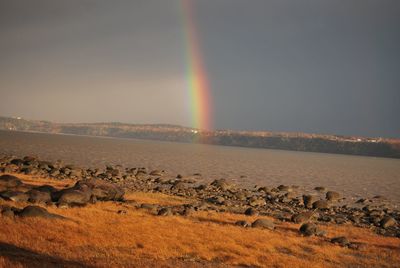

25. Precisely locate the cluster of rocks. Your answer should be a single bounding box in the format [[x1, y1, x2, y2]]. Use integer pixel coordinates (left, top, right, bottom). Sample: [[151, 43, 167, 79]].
[[0, 155, 130, 181], [1, 155, 399, 239], [1, 204, 64, 219], [297, 221, 365, 249], [0, 172, 124, 218]]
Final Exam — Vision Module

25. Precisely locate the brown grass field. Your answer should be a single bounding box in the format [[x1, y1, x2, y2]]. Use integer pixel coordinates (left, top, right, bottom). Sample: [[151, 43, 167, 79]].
[[0, 174, 399, 267]]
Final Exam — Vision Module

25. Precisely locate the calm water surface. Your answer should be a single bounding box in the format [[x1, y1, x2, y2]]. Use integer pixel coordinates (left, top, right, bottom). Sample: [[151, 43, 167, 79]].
[[1, 130, 399, 205]]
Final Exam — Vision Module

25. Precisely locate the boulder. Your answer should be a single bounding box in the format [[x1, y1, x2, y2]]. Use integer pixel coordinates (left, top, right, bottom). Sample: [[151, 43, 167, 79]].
[[27, 189, 52, 204], [330, 236, 350, 247], [158, 207, 172, 216], [249, 198, 266, 207], [277, 185, 292, 192], [314, 186, 327, 192], [56, 189, 93, 207], [23, 155, 38, 162], [303, 195, 317, 209], [326, 191, 340, 201], [0, 174, 23, 188], [285, 192, 297, 200], [0, 190, 29, 202], [258, 186, 269, 193], [299, 223, 318, 236], [33, 185, 57, 193], [208, 196, 225, 205], [150, 170, 165, 176], [210, 179, 232, 191], [172, 181, 187, 191], [181, 207, 194, 216], [10, 158, 24, 166], [312, 200, 329, 209], [380, 216, 397, 229], [1, 206, 17, 217], [1, 208, 15, 217], [18, 205, 63, 219], [348, 242, 366, 250], [235, 220, 251, 227], [141, 203, 159, 214], [235, 192, 247, 201], [251, 219, 275, 230], [292, 212, 314, 224], [244, 207, 259, 216], [74, 179, 124, 201]]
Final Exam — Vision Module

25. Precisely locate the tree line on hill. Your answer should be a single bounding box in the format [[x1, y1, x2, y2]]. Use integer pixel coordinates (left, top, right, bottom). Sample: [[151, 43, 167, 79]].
[[1, 116, 399, 158]]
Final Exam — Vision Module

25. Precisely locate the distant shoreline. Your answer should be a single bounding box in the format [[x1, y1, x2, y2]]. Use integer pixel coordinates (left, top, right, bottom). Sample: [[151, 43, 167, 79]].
[[1, 116, 399, 159], [0, 129, 394, 161]]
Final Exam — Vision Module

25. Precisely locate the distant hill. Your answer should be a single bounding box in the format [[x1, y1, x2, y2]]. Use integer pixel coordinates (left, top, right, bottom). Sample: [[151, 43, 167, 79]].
[[1, 116, 399, 158]]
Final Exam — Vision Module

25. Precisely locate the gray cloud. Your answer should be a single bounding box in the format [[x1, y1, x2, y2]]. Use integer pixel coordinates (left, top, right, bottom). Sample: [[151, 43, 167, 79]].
[[0, 0, 399, 137]]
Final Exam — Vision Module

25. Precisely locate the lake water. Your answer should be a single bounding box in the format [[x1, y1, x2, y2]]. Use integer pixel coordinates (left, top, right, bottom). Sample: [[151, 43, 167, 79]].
[[1, 130, 399, 205]]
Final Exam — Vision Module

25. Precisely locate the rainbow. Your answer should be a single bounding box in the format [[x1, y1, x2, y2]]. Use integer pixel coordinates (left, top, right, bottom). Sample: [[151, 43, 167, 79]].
[[181, 0, 213, 131]]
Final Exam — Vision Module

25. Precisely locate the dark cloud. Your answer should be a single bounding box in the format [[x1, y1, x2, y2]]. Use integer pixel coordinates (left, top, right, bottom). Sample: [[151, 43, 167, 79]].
[[0, 0, 399, 137]]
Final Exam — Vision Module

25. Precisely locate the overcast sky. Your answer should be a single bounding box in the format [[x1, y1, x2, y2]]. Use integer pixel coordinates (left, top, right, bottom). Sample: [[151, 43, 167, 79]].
[[0, 0, 399, 138]]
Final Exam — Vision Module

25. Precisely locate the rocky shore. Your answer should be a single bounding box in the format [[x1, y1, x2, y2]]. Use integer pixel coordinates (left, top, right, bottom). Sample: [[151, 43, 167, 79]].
[[1, 155, 399, 243]]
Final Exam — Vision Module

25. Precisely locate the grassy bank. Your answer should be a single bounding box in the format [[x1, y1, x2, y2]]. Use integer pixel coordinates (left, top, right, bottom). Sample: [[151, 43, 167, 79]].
[[0, 174, 399, 267]]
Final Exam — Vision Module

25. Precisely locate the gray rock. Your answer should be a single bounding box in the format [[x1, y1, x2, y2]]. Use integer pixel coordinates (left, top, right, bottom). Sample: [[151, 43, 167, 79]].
[[285, 192, 297, 200], [10, 158, 24, 166], [277, 185, 292, 192], [303, 195, 317, 209], [23, 156, 38, 162], [348, 215, 361, 224], [319, 215, 333, 222], [49, 169, 60, 177], [1, 207, 15, 217], [251, 219, 275, 230], [56, 189, 92, 207], [335, 216, 347, 224], [299, 222, 318, 236], [18, 205, 64, 219], [257, 187, 269, 193], [172, 181, 187, 191], [326, 191, 340, 201], [181, 207, 194, 216], [314, 186, 327, 192], [150, 170, 165, 176], [380, 216, 397, 229], [235, 220, 251, 227], [369, 210, 385, 217], [249, 198, 266, 207], [235, 192, 247, 201], [292, 212, 314, 224], [0, 174, 22, 188], [312, 200, 329, 209], [0, 190, 29, 202], [348, 242, 366, 250], [210, 179, 232, 191], [74, 179, 125, 201], [158, 207, 172, 216], [331, 236, 350, 247], [27, 189, 52, 204], [356, 198, 368, 204], [140, 203, 159, 214], [33, 185, 57, 193], [315, 229, 327, 237], [244, 207, 259, 216], [208, 196, 225, 205]]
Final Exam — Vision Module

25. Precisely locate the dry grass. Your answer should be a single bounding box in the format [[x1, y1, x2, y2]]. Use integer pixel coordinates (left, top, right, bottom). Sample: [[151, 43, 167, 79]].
[[0, 175, 399, 267]]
